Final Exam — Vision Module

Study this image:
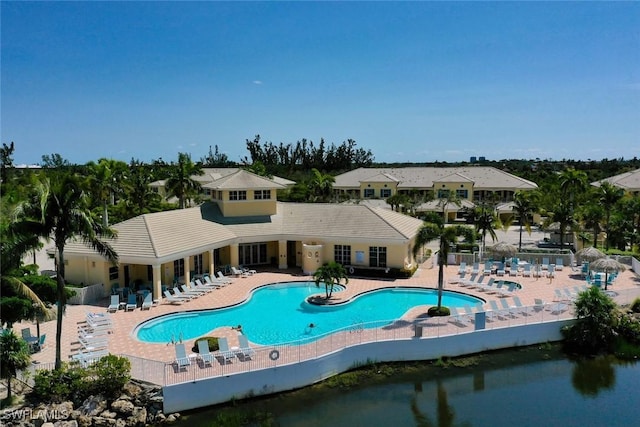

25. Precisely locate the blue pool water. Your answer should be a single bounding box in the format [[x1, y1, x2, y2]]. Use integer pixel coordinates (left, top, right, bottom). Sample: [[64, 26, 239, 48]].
[[135, 282, 483, 346]]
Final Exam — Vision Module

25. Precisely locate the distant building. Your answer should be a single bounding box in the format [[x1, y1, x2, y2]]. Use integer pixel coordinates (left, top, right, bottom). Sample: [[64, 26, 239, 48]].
[[333, 166, 538, 222], [591, 168, 640, 196]]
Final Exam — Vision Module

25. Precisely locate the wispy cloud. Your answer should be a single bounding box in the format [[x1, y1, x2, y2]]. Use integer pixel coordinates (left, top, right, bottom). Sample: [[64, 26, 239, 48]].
[[253, 80, 263, 85]]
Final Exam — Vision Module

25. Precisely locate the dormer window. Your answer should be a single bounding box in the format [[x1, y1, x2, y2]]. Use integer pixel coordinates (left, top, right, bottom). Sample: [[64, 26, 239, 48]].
[[229, 190, 247, 201]]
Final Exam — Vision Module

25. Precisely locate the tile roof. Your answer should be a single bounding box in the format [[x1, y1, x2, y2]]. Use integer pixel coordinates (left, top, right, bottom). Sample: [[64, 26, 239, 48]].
[[202, 169, 286, 190], [64, 202, 425, 263], [592, 168, 640, 191], [334, 167, 537, 190]]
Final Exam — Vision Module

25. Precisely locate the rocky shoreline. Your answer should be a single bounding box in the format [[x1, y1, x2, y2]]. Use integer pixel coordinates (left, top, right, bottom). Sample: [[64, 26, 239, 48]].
[[1, 380, 178, 427]]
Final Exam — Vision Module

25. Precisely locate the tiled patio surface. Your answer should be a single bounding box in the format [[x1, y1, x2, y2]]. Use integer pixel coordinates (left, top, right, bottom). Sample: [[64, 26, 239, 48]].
[[13, 261, 640, 385]]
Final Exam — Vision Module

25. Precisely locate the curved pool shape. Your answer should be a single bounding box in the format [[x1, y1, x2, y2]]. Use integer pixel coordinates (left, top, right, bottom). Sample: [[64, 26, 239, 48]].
[[135, 281, 483, 346]]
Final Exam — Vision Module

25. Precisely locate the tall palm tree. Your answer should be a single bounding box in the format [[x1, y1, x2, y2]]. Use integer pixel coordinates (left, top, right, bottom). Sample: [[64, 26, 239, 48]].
[[86, 158, 128, 227], [165, 153, 204, 209], [125, 160, 162, 217], [512, 191, 537, 251], [598, 182, 625, 250], [474, 207, 498, 254], [559, 168, 588, 210], [313, 261, 349, 299], [436, 191, 461, 223], [578, 203, 605, 248], [12, 172, 118, 369], [412, 223, 474, 312], [544, 200, 575, 248]]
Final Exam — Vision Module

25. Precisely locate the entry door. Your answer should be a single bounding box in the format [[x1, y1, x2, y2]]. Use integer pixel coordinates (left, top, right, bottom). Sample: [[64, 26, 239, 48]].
[[287, 241, 297, 268]]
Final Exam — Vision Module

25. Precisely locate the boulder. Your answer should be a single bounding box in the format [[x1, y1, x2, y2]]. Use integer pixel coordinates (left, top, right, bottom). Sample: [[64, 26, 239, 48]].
[[126, 407, 147, 426], [110, 400, 135, 416], [78, 396, 107, 417]]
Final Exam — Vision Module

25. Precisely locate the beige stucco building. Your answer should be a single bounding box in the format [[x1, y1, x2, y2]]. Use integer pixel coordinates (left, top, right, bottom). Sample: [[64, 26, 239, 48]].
[[333, 166, 538, 222], [62, 170, 426, 302]]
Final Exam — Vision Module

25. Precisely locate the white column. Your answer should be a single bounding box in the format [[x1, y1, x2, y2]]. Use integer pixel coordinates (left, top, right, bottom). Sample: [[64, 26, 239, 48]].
[[230, 243, 239, 268], [184, 256, 191, 284], [153, 265, 162, 301], [208, 249, 215, 276]]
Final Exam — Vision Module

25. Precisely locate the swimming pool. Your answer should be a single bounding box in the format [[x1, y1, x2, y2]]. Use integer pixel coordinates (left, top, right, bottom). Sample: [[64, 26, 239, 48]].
[[135, 281, 483, 346]]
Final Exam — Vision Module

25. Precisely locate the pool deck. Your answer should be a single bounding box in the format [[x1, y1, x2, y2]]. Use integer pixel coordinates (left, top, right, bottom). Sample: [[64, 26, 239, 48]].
[[14, 261, 640, 372]]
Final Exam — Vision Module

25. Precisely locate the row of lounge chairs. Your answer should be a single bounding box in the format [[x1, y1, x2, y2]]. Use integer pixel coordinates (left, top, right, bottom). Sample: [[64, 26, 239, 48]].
[[458, 258, 566, 277], [163, 274, 234, 305], [456, 276, 519, 296], [71, 312, 113, 367], [107, 292, 153, 313], [448, 295, 568, 325], [174, 335, 256, 371]]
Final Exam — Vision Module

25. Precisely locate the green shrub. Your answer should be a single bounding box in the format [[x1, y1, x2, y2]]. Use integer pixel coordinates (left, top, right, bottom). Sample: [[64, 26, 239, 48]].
[[32, 363, 89, 403], [629, 298, 640, 313], [88, 354, 131, 397], [428, 306, 450, 317], [193, 337, 220, 353], [32, 355, 131, 403], [615, 313, 640, 346]]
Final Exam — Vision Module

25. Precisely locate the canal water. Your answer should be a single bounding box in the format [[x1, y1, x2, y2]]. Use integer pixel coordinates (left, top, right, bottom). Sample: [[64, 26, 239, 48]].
[[174, 345, 640, 426]]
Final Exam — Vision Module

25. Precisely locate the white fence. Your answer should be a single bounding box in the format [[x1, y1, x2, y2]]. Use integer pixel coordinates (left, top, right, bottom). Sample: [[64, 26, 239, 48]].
[[67, 283, 107, 305]]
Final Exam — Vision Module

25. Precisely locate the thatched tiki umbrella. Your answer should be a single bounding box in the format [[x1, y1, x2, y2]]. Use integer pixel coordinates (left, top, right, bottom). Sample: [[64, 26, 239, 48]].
[[576, 246, 606, 264], [489, 242, 518, 262], [589, 257, 626, 290]]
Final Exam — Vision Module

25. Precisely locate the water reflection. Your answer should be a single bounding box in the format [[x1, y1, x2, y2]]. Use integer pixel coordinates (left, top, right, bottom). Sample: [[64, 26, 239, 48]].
[[571, 356, 616, 397], [175, 349, 640, 427], [410, 380, 468, 427]]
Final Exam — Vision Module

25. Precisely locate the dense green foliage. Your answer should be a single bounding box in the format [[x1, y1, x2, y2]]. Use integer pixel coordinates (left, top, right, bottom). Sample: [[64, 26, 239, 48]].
[[0, 330, 31, 401], [32, 355, 131, 403], [562, 287, 640, 359]]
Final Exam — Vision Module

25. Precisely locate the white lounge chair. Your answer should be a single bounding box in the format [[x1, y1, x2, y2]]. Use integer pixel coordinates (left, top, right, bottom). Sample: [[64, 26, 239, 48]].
[[483, 261, 492, 275], [555, 258, 564, 270], [141, 293, 153, 310], [216, 337, 235, 363], [107, 295, 120, 313], [197, 340, 215, 366], [180, 284, 206, 297], [203, 275, 225, 288], [216, 271, 234, 284], [174, 343, 191, 371], [471, 262, 480, 275], [163, 290, 186, 305], [458, 262, 467, 275], [533, 298, 546, 312], [230, 266, 249, 278], [522, 264, 532, 277], [172, 287, 196, 300], [236, 334, 255, 359], [511, 296, 530, 315], [499, 298, 517, 317], [496, 262, 506, 276], [195, 278, 218, 290], [449, 306, 472, 324], [489, 300, 509, 319]]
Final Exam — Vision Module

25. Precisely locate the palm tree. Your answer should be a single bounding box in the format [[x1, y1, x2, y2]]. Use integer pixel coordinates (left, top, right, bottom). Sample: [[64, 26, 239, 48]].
[[86, 158, 128, 227], [12, 172, 118, 369], [0, 330, 31, 400], [578, 203, 605, 248], [436, 191, 461, 223], [308, 168, 335, 202], [544, 201, 575, 248], [412, 223, 474, 313], [313, 261, 349, 300], [165, 152, 203, 209], [559, 168, 588, 210], [474, 207, 498, 254], [386, 193, 410, 212], [512, 191, 537, 251], [125, 160, 162, 217], [598, 182, 625, 250]]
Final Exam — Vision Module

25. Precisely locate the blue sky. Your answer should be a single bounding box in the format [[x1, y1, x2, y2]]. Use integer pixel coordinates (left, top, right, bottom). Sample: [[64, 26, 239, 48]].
[[2, 1, 639, 166]]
